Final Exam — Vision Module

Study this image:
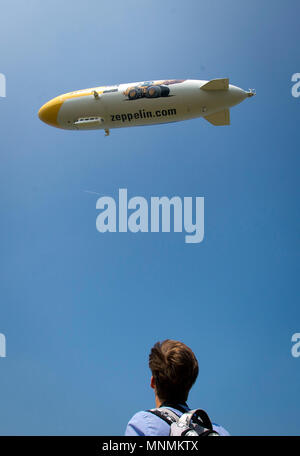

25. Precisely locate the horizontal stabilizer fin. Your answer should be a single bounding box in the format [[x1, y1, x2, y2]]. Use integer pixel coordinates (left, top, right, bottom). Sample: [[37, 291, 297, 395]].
[[204, 109, 230, 126], [201, 78, 229, 91]]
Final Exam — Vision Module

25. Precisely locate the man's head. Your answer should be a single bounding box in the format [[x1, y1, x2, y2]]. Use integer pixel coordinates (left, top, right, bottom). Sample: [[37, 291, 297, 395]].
[[149, 339, 199, 404]]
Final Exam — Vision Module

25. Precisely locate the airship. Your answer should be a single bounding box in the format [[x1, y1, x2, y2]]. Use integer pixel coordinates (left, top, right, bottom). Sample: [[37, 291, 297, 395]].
[[38, 78, 255, 136]]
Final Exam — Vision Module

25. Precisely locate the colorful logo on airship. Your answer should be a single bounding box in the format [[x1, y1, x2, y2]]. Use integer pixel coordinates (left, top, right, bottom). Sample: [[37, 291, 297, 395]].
[[123, 79, 185, 101]]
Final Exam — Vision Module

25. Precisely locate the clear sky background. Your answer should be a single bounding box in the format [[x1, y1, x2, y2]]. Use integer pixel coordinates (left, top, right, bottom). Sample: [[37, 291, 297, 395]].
[[0, 0, 299, 436]]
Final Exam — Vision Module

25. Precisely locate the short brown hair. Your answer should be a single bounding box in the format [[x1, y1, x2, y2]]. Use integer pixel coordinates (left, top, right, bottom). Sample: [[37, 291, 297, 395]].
[[149, 340, 199, 402]]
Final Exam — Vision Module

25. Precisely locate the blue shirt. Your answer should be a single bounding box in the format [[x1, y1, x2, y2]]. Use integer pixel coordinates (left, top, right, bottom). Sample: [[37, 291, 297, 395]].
[[125, 404, 230, 436]]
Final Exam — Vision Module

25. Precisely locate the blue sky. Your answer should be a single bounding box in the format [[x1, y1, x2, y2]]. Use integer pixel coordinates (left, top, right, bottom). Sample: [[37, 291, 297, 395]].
[[0, 0, 299, 435]]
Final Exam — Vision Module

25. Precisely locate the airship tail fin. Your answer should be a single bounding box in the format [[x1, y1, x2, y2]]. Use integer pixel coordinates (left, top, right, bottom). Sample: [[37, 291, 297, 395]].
[[204, 108, 230, 126], [201, 78, 229, 91]]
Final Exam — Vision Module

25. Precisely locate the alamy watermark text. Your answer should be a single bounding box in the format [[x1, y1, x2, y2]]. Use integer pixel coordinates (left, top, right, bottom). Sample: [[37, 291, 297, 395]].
[[96, 189, 204, 244], [0, 333, 6, 357], [0, 73, 6, 98], [291, 73, 300, 98], [291, 333, 300, 358]]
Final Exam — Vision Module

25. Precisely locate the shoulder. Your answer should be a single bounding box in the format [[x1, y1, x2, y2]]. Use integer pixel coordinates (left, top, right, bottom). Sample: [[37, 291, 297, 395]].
[[125, 409, 230, 437], [125, 410, 170, 436]]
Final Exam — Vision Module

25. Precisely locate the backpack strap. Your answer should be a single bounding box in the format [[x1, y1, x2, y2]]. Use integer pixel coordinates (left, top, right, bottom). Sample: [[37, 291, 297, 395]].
[[179, 409, 213, 430], [148, 407, 214, 431], [148, 407, 218, 436], [148, 407, 180, 426]]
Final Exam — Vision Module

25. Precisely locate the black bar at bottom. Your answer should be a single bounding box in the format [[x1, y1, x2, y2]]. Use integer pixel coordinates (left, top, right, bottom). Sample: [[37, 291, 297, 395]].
[[0, 436, 298, 454]]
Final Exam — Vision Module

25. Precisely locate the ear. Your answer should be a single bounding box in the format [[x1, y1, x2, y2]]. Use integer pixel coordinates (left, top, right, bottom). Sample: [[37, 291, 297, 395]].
[[150, 375, 155, 390]]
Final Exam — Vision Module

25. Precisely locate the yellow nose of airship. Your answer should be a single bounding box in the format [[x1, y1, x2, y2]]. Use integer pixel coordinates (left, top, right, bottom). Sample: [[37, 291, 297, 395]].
[[38, 97, 63, 128]]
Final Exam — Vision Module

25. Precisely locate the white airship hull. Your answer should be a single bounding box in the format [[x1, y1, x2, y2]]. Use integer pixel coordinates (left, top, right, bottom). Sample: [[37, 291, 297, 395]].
[[38, 79, 254, 133]]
